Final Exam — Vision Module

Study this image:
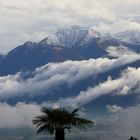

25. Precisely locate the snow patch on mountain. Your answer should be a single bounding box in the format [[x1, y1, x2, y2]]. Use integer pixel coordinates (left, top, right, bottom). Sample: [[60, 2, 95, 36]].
[[55, 25, 89, 47], [19, 26, 140, 52], [23, 41, 37, 47], [39, 25, 101, 47], [39, 34, 61, 46]]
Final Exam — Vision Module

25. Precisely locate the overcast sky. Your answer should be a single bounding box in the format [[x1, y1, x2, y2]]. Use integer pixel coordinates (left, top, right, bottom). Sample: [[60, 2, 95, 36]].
[[0, 0, 140, 53]]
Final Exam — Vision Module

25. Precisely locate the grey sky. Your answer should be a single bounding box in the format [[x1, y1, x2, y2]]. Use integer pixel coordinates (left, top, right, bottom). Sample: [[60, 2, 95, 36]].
[[0, 0, 140, 53]]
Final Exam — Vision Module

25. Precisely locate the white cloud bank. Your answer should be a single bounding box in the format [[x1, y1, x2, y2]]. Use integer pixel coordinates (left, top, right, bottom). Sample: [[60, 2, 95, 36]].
[[50, 66, 140, 107], [0, 102, 40, 128], [0, 54, 139, 98], [0, 62, 139, 128], [106, 104, 124, 113], [106, 45, 136, 57]]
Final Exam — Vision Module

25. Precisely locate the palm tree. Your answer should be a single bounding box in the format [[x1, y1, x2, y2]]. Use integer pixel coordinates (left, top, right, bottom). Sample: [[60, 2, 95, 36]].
[[32, 107, 93, 140]]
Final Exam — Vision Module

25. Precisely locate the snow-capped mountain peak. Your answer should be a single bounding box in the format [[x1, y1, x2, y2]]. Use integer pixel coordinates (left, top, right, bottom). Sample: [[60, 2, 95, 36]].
[[40, 34, 61, 46], [23, 41, 36, 46], [55, 25, 101, 47], [55, 25, 89, 47], [38, 26, 140, 49], [39, 25, 101, 47], [87, 28, 101, 38]]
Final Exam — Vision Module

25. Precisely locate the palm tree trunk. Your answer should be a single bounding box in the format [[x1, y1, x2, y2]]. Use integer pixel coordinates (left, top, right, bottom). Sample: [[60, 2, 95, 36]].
[[55, 128, 65, 140]]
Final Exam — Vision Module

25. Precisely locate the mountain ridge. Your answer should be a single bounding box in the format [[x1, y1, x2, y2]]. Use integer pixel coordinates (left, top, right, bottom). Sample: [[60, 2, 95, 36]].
[[0, 25, 140, 76]]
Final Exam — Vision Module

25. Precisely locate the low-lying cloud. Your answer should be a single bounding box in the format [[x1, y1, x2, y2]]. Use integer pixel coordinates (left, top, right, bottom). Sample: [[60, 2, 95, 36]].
[[106, 45, 136, 57], [106, 104, 124, 113], [0, 102, 40, 128], [0, 54, 139, 98], [0, 65, 139, 129], [50, 67, 140, 107]]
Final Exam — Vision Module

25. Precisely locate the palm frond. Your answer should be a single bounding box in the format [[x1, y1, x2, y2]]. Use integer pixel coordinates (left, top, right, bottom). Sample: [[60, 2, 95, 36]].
[[73, 117, 93, 129], [71, 108, 79, 116], [41, 107, 52, 116], [33, 107, 94, 135], [37, 124, 55, 134]]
